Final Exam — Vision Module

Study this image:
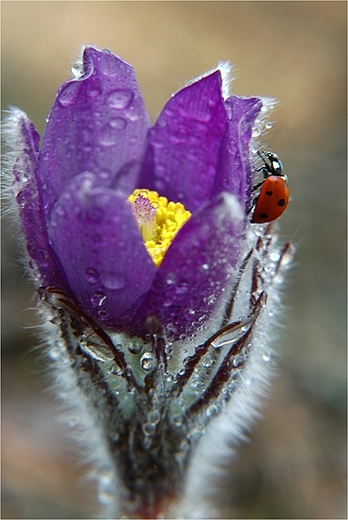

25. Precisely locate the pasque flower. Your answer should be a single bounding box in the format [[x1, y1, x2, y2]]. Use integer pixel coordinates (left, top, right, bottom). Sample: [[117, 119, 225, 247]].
[[5, 47, 292, 519]]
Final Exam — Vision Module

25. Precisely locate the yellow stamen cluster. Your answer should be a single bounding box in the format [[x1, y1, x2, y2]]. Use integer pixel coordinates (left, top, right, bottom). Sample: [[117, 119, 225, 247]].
[[128, 188, 191, 267]]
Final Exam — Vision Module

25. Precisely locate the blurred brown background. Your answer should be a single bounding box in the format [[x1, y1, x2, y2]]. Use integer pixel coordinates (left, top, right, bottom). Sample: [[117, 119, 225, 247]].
[[2, 2, 346, 519]]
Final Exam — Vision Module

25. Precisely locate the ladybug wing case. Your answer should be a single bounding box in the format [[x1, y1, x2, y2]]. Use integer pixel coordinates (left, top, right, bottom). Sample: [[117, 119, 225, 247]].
[[251, 176, 290, 223]]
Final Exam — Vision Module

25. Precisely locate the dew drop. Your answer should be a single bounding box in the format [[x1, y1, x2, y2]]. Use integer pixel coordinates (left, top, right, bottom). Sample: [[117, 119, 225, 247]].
[[262, 352, 271, 362], [98, 126, 120, 146], [55, 205, 65, 217], [100, 52, 119, 76], [143, 422, 156, 436], [100, 272, 126, 290], [108, 89, 134, 109], [166, 323, 177, 334], [99, 490, 114, 505], [57, 82, 80, 107], [148, 410, 161, 425], [140, 351, 155, 371], [98, 308, 109, 319], [90, 290, 106, 307], [128, 341, 143, 355], [270, 252, 281, 262], [71, 61, 83, 78], [87, 78, 102, 98], [165, 344, 173, 355], [176, 283, 188, 295], [85, 267, 99, 284], [126, 106, 140, 121], [109, 117, 127, 130], [99, 169, 111, 179], [232, 353, 247, 368], [48, 347, 60, 361], [206, 404, 218, 417], [172, 415, 183, 427], [110, 364, 122, 376], [79, 341, 113, 362], [202, 357, 213, 368]]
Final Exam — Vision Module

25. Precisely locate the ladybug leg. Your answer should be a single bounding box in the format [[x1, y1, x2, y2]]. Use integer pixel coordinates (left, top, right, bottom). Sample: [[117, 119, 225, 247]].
[[252, 181, 264, 193], [247, 194, 259, 215]]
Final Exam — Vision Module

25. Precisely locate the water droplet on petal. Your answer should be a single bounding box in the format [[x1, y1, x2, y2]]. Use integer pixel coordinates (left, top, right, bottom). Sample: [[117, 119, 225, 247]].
[[98, 308, 109, 319], [90, 290, 106, 307], [85, 267, 99, 284], [87, 78, 102, 98], [166, 272, 177, 285], [71, 61, 83, 78], [100, 272, 126, 290], [57, 82, 80, 107], [55, 205, 66, 217], [108, 89, 134, 109], [98, 126, 120, 146], [109, 117, 127, 130], [100, 52, 119, 76], [176, 283, 188, 295]]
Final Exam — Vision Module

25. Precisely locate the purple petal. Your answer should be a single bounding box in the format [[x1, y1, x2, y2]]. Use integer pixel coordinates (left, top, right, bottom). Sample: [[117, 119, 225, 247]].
[[212, 96, 262, 211], [8, 109, 68, 287], [134, 193, 244, 339], [137, 71, 227, 212], [49, 172, 157, 330], [38, 47, 151, 221]]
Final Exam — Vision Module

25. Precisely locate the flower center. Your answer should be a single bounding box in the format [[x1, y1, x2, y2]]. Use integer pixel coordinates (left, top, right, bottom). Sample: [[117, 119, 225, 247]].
[[128, 189, 191, 267]]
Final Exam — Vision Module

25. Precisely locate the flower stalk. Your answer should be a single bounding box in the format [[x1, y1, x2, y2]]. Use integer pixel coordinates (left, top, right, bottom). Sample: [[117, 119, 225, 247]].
[[3, 46, 293, 518]]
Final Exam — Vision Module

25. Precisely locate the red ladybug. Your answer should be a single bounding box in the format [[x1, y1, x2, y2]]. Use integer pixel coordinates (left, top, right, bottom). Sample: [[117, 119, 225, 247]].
[[251, 151, 289, 223]]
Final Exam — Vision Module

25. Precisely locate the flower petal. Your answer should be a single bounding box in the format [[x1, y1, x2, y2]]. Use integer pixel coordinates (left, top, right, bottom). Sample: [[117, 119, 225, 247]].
[[137, 71, 227, 212], [212, 96, 262, 211], [5, 108, 68, 287], [38, 47, 151, 221], [49, 172, 157, 330], [134, 193, 244, 340]]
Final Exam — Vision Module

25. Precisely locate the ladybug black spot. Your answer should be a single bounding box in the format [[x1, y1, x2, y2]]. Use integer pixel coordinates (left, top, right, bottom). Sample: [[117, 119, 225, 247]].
[[278, 198, 285, 207], [259, 213, 269, 219], [265, 190, 273, 196]]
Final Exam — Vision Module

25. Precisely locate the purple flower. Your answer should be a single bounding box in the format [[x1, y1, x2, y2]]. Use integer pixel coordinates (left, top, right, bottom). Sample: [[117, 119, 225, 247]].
[[10, 46, 261, 340], [5, 47, 292, 519]]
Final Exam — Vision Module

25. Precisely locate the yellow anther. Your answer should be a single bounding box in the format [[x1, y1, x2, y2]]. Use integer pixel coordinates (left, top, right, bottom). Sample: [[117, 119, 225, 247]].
[[128, 188, 191, 267]]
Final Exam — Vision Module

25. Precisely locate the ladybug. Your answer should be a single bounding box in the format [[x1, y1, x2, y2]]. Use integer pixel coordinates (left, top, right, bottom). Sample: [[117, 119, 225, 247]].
[[251, 150, 289, 223]]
